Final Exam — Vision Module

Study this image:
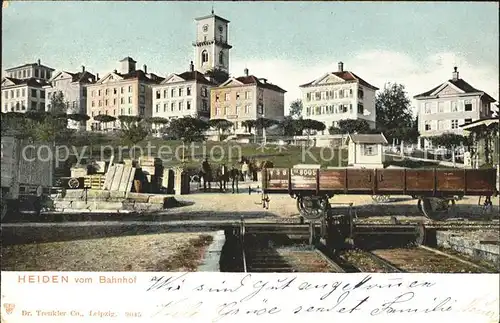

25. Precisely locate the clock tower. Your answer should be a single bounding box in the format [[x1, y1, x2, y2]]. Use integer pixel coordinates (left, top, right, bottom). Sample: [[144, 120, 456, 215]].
[[192, 10, 232, 75]]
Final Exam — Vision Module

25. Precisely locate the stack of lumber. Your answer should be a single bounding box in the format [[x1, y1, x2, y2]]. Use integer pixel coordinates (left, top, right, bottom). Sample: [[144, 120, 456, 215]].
[[103, 164, 136, 193], [84, 174, 106, 190]]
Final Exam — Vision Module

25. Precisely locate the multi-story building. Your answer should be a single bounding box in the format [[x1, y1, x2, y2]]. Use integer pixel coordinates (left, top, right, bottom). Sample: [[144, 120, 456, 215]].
[[1, 60, 55, 113], [85, 57, 164, 131], [152, 61, 215, 123], [299, 62, 379, 133], [43, 65, 96, 130], [414, 67, 496, 148], [192, 10, 232, 75], [210, 68, 286, 134]]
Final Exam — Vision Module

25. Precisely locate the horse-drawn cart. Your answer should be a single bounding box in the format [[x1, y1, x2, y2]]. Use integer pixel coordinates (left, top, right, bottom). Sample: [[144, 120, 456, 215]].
[[260, 167, 498, 221]]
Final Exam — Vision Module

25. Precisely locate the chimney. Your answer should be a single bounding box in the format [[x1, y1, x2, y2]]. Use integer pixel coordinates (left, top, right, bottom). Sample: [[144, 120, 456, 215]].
[[82, 65, 85, 73], [37, 59, 41, 65], [244, 68, 249, 76], [96, 73, 100, 80], [338, 61, 344, 72], [113, 69, 117, 73], [452, 66, 459, 81], [143, 64, 147, 74], [190, 61, 194, 72]]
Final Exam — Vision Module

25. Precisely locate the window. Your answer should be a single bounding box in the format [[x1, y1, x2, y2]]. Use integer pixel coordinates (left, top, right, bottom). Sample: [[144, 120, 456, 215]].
[[464, 118, 472, 124], [92, 101, 95, 107], [4, 104, 7, 111], [23, 70, 26, 78], [139, 96, 145, 104], [156, 91, 161, 99], [15, 102, 20, 111], [31, 89, 37, 97], [128, 108, 131, 114], [438, 120, 445, 130], [451, 101, 458, 112], [223, 107, 228, 115], [216, 107, 220, 116], [171, 103, 174, 112], [306, 93, 311, 102], [120, 98, 124, 104], [202, 50, 209, 64], [219, 51, 224, 64], [140, 85, 145, 93], [178, 101, 183, 111], [98, 90, 102, 96], [113, 109, 116, 116], [113, 88, 117, 95], [425, 121, 432, 131], [156, 104, 160, 113], [140, 107, 145, 115], [31, 101, 37, 110], [187, 87, 191, 96], [113, 98, 116, 105], [72, 101, 77, 109], [16, 89, 19, 97], [105, 99, 108, 106], [357, 103, 363, 114], [225, 93, 230, 101], [315, 92, 321, 100], [22, 104, 26, 111], [164, 103, 167, 112], [215, 94, 220, 102], [98, 100, 102, 107], [121, 87, 124, 94], [164, 90, 168, 98], [424, 103, 431, 114], [245, 91, 251, 99], [202, 100, 208, 111], [178, 88, 183, 97], [451, 120, 458, 129], [244, 105, 250, 114], [171, 89, 175, 97], [306, 107, 310, 116], [201, 87, 208, 97], [349, 89, 353, 97], [363, 144, 377, 156], [128, 97, 132, 104], [128, 86, 132, 93], [464, 100, 472, 111], [321, 91, 326, 100], [187, 101, 191, 110], [257, 104, 263, 114], [438, 102, 444, 113], [105, 89, 109, 95], [236, 106, 241, 114], [34, 70, 39, 78]]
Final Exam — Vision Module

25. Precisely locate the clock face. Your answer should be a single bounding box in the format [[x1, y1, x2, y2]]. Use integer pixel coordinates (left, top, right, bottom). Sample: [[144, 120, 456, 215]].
[[203, 24, 208, 32], [218, 25, 223, 32]]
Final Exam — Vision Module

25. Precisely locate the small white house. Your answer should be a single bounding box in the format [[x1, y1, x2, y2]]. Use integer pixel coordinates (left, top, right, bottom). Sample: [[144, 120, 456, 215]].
[[346, 133, 388, 168]]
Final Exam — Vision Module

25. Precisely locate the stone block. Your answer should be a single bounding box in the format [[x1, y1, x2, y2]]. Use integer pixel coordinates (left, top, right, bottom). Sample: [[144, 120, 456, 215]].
[[53, 201, 73, 209], [64, 189, 85, 200], [86, 190, 110, 200], [109, 191, 126, 201], [148, 194, 168, 205], [126, 192, 150, 203], [71, 201, 91, 209]]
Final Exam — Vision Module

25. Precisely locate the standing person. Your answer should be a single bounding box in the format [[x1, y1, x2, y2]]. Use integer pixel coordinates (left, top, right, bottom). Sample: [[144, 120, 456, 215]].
[[241, 160, 249, 182], [201, 158, 212, 191]]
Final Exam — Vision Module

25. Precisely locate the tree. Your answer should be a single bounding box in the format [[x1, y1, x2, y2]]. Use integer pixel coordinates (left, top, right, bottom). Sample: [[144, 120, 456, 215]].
[[242, 120, 256, 133], [429, 133, 471, 149], [164, 116, 209, 143], [280, 116, 304, 136], [205, 68, 229, 84], [118, 116, 148, 152], [209, 119, 234, 135], [375, 83, 413, 132], [328, 126, 342, 135], [335, 119, 370, 134], [301, 119, 326, 135], [32, 92, 70, 143], [93, 114, 116, 131], [289, 99, 303, 119]]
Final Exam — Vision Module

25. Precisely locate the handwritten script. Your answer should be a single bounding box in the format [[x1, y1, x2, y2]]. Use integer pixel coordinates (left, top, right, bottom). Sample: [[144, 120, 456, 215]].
[[2, 272, 498, 323]]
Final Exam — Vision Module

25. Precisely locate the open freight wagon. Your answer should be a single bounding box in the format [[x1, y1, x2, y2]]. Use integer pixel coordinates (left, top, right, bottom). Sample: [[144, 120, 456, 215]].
[[261, 167, 499, 220]]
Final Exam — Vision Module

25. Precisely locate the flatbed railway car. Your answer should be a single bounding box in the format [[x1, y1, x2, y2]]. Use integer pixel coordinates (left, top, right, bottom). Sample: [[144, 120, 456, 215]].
[[260, 167, 498, 220]]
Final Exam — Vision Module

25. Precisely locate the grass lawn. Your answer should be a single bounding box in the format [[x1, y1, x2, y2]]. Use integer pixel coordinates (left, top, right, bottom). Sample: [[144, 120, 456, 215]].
[[64, 134, 348, 169]]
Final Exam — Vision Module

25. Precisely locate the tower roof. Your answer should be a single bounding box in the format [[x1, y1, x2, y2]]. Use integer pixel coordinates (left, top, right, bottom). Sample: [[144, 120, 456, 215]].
[[194, 13, 230, 23]]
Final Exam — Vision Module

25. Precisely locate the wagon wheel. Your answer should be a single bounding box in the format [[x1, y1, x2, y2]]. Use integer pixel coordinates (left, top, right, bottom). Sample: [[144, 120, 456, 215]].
[[68, 177, 80, 189], [371, 195, 391, 204], [296, 196, 329, 220], [419, 197, 456, 221]]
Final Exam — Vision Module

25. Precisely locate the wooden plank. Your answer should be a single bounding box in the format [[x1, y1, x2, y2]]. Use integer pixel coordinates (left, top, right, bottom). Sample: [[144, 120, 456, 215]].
[[406, 169, 434, 193], [436, 170, 464, 192], [319, 169, 345, 190], [291, 168, 316, 190], [103, 165, 116, 190], [110, 164, 124, 191], [266, 168, 289, 190], [118, 165, 133, 192], [376, 169, 405, 193], [346, 169, 372, 192], [122, 166, 136, 192]]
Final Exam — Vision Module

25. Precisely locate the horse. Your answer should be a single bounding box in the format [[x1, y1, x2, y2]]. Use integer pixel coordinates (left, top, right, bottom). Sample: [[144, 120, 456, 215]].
[[214, 164, 229, 192], [200, 160, 213, 192]]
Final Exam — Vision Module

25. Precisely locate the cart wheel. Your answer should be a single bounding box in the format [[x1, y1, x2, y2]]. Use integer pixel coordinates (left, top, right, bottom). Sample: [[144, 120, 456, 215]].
[[297, 196, 328, 220], [420, 197, 456, 221], [371, 195, 390, 204], [68, 178, 80, 189]]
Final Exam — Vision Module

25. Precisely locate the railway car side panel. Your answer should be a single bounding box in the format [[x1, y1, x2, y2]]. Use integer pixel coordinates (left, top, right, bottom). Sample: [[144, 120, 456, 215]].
[[290, 168, 317, 190], [376, 169, 405, 193], [319, 169, 345, 191], [265, 168, 290, 190], [405, 169, 434, 194], [346, 169, 373, 193], [436, 170, 465, 193], [465, 169, 497, 195]]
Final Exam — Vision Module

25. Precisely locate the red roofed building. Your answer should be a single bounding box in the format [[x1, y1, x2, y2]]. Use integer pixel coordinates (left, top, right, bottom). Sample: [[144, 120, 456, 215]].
[[299, 61, 379, 133], [210, 68, 286, 135]]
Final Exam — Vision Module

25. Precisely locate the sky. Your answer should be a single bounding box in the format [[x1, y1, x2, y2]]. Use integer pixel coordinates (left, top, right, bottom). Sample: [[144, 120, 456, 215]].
[[2, 1, 499, 115]]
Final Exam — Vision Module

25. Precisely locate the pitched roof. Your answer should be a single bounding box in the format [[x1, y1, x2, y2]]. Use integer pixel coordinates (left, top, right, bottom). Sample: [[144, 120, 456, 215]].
[[55, 70, 96, 84], [224, 75, 287, 93], [2, 77, 48, 87], [300, 71, 379, 90], [195, 13, 230, 23], [113, 70, 164, 84], [120, 56, 137, 63], [414, 78, 496, 102], [348, 133, 388, 144], [5, 62, 55, 72], [176, 70, 217, 85]]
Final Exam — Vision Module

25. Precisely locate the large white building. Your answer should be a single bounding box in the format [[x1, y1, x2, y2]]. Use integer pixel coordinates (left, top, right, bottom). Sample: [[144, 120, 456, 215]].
[[192, 10, 232, 75], [151, 61, 215, 123], [299, 62, 379, 133], [44, 65, 96, 130], [1, 59, 54, 113], [414, 67, 496, 148]]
